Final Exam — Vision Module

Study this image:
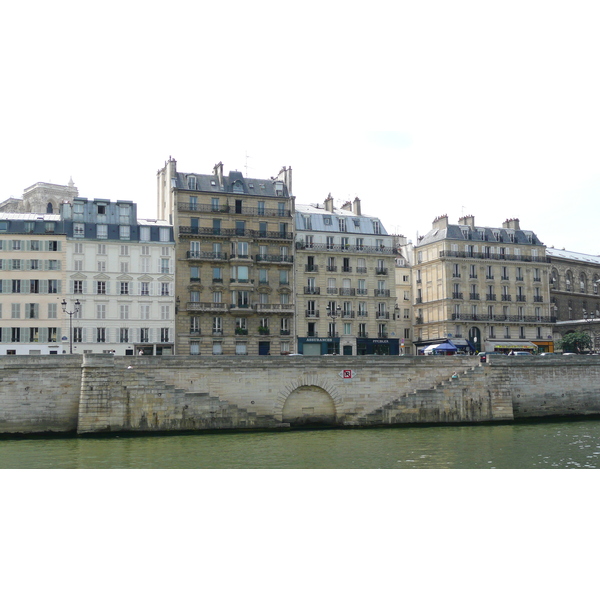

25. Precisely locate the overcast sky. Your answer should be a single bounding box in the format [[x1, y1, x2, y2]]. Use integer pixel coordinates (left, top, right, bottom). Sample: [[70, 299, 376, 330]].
[[2, 1, 600, 253]]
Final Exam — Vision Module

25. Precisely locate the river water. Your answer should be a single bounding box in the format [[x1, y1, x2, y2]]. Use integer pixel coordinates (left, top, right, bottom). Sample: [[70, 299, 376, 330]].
[[2, 418, 600, 468]]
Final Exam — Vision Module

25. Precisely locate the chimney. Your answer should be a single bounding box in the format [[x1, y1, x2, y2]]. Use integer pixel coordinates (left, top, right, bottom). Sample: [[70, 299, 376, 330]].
[[353, 196, 362, 216], [432, 214, 449, 230], [458, 215, 475, 229], [213, 162, 224, 189], [341, 201, 353, 212], [502, 218, 520, 230], [277, 166, 293, 196], [324, 193, 334, 213]]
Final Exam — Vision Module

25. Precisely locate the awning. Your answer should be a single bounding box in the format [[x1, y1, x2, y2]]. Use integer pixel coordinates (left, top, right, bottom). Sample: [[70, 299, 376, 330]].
[[493, 342, 538, 350], [422, 344, 440, 354], [452, 338, 476, 351], [435, 342, 458, 352]]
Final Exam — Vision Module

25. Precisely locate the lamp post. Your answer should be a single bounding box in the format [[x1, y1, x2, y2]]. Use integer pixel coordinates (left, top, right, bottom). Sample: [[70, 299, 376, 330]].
[[327, 303, 341, 354], [61, 298, 80, 354]]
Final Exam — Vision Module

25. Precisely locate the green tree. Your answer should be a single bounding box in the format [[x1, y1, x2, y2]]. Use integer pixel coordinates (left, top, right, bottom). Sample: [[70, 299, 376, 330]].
[[557, 331, 592, 354]]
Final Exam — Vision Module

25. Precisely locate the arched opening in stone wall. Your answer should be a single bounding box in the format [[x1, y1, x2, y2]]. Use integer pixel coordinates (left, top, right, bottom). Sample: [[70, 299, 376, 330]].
[[282, 385, 337, 426]]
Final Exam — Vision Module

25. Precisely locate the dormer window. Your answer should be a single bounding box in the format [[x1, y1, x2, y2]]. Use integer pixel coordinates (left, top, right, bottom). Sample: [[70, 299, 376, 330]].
[[233, 181, 244, 194], [338, 218, 346, 232], [324, 217, 332, 225], [188, 176, 197, 190], [211, 180, 216, 187], [274, 181, 284, 196], [97, 204, 106, 215], [493, 231, 500, 241], [508, 233, 514, 243], [373, 221, 381, 235]]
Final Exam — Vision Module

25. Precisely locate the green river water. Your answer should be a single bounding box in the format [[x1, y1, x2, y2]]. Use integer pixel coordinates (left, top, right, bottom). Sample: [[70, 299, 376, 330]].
[[2, 418, 600, 468]]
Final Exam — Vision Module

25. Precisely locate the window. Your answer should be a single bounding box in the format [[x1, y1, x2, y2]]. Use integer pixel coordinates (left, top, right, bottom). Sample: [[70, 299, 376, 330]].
[[279, 270, 289, 285], [120, 305, 129, 320], [160, 305, 170, 321], [30, 280, 39, 294], [29, 327, 39, 342], [140, 227, 151, 241], [159, 228, 170, 242], [25, 303, 38, 319], [96, 304, 106, 320], [161, 258, 170, 274], [97, 281, 106, 295], [161, 283, 170, 296], [213, 317, 223, 335], [140, 282, 149, 296], [119, 226, 130, 240], [12, 259, 21, 271], [190, 266, 200, 282], [12, 280, 20, 293], [73, 327, 83, 343], [190, 317, 200, 334], [213, 267, 223, 282], [96, 328, 106, 343], [120, 328, 129, 343], [140, 305, 150, 320], [97, 204, 106, 215], [97, 224, 108, 239], [48, 260, 59, 271], [11, 303, 20, 319], [338, 218, 346, 232], [48, 280, 58, 294], [160, 328, 169, 343], [74, 259, 83, 271], [236, 342, 247, 355], [120, 262, 129, 274], [140, 328, 149, 343], [140, 257, 151, 273]]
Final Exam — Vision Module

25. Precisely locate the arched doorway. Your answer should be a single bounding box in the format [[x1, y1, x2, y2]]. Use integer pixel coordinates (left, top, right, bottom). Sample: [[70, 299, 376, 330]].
[[282, 385, 337, 426], [469, 326, 481, 353]]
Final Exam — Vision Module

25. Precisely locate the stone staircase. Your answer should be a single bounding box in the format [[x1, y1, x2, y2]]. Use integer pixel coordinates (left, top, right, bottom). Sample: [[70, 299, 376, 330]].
[[353, 364, 514, 426]]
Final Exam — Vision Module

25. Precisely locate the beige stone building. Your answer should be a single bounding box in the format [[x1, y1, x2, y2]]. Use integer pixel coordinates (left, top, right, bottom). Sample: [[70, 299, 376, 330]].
[[157, 158, 295, 356], [0, 213, 67, 354], [413, 215, 554, 354], [393, 237, 414, 355], [294, 196, 399, 355]]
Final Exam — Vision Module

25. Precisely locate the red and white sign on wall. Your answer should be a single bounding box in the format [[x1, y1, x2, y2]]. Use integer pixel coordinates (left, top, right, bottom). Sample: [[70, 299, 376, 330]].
[[339, 369, 356, 379]]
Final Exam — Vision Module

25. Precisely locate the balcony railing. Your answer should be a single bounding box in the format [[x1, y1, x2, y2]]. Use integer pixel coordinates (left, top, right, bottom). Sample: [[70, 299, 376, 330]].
[[342, 311, 355, 319], [256, 304, 294, 313], [374, 290, 390, 297], [326, 265, 338, 272], [375, 268, 388, 275], [180, 226, 293, 240], [304, 287, 320, 295], [339, 288, 356, 296], [187, 302, 228, 312], [376, 312, 390, 320], [486, 294, 497, 301], [356, 267, 368, 274], [440, 250, 550, 263], [296, 242, 398, 255], [280, 330, 291, 336], [470, 293, 480, 300], [255, 254, 293, 263], [356, 289, 368, 296], [305, 265, 319, 272], [452, 292, 463, 299], [186, 251, 228, 260], [451, 313, 556, 323], [327, 287, 338, 295], [178, 202, 292, 218], [305, 310, 320, 318], [501, 294, 512, 301], [516, 295, 527, 302], [533, 296, 544, 302]]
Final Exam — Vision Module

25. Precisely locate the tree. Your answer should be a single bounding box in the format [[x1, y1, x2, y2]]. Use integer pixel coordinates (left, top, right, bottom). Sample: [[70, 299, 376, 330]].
[[557, 331, 592, 354]]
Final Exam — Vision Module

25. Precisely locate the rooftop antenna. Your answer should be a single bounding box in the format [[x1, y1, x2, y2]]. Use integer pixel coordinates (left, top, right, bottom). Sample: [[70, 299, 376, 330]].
[[244, 150, 251, 177]]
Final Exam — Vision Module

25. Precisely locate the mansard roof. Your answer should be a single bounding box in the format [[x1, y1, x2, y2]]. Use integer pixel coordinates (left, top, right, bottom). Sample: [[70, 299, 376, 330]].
[[295, 203, 388, 235], [175, 171, 290, 198], [417, 223, 543, 247]]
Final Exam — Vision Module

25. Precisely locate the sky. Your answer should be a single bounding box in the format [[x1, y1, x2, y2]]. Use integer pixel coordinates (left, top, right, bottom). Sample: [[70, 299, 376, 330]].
[[2, 0, 600, 253]]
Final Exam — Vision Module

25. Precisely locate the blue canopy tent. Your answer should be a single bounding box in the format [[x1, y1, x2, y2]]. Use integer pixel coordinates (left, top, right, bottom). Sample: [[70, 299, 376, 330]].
[[433, 341, 458, 355]]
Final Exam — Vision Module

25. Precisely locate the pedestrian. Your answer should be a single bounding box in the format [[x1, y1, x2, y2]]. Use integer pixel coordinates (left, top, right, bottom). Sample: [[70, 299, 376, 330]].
[[138, 349, 143, 356]]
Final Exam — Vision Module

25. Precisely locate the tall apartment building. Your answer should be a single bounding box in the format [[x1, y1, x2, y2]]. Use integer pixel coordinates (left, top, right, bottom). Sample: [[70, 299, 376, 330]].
[[61, 198, 175, 355], [157, 158, 295, 356], [294, 196, 399, 355], [0, 213, 67, 354], [394, 236, 414, 355], [414, 215, 554, 354]]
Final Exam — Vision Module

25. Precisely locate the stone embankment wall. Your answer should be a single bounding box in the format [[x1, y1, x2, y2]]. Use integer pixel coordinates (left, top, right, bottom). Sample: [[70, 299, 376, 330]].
[[2, 354, 600, 435]]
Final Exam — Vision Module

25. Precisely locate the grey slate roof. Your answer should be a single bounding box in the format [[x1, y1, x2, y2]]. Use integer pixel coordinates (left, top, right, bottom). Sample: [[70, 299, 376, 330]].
[[175, 170, 290, 198], [417, 224, 543, 247], [546, 248, 600, 265], [295, 203, 389, 235]]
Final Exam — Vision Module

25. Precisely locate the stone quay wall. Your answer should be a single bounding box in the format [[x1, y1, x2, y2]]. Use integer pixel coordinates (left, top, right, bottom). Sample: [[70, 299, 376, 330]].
[[1, 354, 600, 435]]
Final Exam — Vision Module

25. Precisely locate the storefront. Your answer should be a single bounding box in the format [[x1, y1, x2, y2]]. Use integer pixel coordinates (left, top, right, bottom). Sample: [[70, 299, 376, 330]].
[[298, 338, 340, 356], [490, 341, 549, 354], [356, 338, 400, 356], [298, 337, 400, 356]]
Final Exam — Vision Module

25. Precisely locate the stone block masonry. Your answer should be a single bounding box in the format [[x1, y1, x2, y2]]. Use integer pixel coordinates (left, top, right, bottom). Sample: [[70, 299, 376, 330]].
[[2, 354, 600, 435]]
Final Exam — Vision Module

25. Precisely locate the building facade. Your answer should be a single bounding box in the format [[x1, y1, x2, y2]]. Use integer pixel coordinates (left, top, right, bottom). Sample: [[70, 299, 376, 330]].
[[157, 158, 295, 356], [413, 215, 554, 354], [0, 213, 67, 354], [394, 237, 414, 355], [61, 198, 175, 355], [294, 196, 399, 355], [547, 248, 600, 351]]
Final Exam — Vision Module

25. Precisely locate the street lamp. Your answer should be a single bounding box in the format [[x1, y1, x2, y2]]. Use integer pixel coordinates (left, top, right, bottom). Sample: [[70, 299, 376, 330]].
[[61, 298, 81, 354], [327, 303, 341, 354]]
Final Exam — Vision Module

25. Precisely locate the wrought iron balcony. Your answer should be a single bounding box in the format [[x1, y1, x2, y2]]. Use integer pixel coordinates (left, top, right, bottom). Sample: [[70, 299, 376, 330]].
[[440, 250, 550, 264], [186, 251, 228, 260], [375, 268, 388, 275], [376, 312, 390, 320], [256, 254, 293, 264], [470, 293, 480, 300], [305, 265, 319, 272], [304, 287, 321, 295], [305, 310, 320, 318], [326, 265, 338, 272], [374, 289, 390, 297], [255, 303, 294, 313], [516, 295, 527, 302], [486, 294, 497, 301], [187, 302, 228, 312], [339, 288, 356, 296]]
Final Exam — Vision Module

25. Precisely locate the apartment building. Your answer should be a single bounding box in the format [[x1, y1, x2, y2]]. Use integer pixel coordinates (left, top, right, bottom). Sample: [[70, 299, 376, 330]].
[[157, 158, 295, 356], [414, 215, 554, 354], [547, 248, 600, 350], [0, 213, 67, 354], [61, 198, 175, 355], [294, 196, 399, 355], [393, 237, 414, 355]]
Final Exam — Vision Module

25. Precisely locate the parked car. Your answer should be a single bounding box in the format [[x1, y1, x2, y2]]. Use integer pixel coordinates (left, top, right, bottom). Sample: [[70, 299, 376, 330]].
[[511, 351, 532, 356], [478, 352, 504, 363]]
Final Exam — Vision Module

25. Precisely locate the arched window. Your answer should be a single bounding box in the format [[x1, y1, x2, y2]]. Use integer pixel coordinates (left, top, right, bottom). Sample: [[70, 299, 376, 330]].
[[580, 272, 587, 293], [566, 271, 573, 292], [551, 269, 559, 289], [46, 202, 54, 214]]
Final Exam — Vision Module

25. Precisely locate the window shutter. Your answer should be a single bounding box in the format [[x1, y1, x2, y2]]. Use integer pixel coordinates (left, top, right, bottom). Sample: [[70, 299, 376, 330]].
[[41, 280, 48, 294], [39, 327, 47, 343], [43, 260, 49, 270], [56, 260, 61, 270], [57, 281, 62, 294], [21, 280, 28, 294], [23, 328, 30, 343], [83, 280, 88, 294], [57, 241, 62, 251], [105, 282, 110, 295], [82, 328, 87, 343]]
